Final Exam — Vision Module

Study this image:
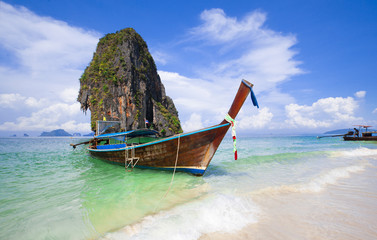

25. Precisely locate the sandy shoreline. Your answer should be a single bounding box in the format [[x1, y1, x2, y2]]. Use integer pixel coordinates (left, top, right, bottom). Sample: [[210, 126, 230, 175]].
[[200, 165, 377, 240]]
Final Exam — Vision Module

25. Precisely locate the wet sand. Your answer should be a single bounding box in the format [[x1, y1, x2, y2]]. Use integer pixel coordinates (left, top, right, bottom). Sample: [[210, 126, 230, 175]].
[[201, 165, 377, 240]]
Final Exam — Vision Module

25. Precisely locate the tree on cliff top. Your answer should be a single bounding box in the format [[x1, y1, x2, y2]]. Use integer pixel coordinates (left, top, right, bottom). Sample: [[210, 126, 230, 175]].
[[77, 28, 182, 136]]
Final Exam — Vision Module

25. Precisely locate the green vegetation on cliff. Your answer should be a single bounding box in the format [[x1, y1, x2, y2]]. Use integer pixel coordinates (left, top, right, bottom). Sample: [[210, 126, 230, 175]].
[[77, 28, 182, 136]]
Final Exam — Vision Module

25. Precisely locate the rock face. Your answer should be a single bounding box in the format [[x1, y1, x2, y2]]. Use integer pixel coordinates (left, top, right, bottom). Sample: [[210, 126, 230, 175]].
[[78, 28, 182, 136]]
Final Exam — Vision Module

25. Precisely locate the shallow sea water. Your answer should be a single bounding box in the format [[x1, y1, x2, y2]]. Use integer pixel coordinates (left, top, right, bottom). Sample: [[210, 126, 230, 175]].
[[0, 136, 376, 240]]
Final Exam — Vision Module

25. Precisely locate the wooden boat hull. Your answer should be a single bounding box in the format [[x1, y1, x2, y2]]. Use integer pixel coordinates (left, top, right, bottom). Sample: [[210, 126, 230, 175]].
[[88, 79, 256, 176], [88, 123, 230, 175], [343, 136, 377, 141]]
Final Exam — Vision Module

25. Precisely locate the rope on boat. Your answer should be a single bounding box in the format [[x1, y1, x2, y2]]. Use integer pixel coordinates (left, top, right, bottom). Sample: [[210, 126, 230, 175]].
[[125, 146, 139, 172], [125, 147, 128, 170], [225, 114, 238, 160], [154, 134, 180, 212]]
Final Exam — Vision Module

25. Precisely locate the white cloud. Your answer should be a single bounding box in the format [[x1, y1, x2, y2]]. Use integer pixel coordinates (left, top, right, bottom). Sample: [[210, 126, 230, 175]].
[[0, 2, 99, 69], [188, 8, 302, 91], [158, 9, 302, 131], [373, 108, 377, 114], [0, 2, 98, 133], [24, 97, 49, 108], [0, 1, 100, 96], [284, 96, 361, 128], [182, 113, 204, 132], [60, 121, 91, 133], [0, 93, 25, 108], [0, 93, 49, 109], [0, 102, 91, 133], [354, 91, 366, 98], [238, 107, 273, 129], [60, 88, 79, 103], [191, 9, 265, 43], [159, 71, 225, 113], [151, 50, 169, 65]]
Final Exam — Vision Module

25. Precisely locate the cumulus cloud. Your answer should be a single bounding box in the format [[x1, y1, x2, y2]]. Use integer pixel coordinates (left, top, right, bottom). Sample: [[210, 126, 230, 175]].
[[0, 1, 100, 97], [0, 102, 91, 133], [190, 8, 266, 43], [354, 91, 366, 98], [0, 2, 99, 71], [60, 88, 79, 103], [159, 71, 227, 115], [0, 1, 98, 133], [25, 97, 49, 108], [0, 93, 48, 109], [0, 93, 25, 108], [159, 9, 302, 130], [189, 9, 302, 90], [284, 96, 361, 128], [238, 107, 273, 129], [182, 113, 205, 132]]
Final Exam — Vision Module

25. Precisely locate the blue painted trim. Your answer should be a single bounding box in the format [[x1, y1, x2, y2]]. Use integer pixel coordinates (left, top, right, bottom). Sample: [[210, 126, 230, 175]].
[[96, 144, 126, 149], [136, 165, 205, 175], [88, 123, 230, 153]]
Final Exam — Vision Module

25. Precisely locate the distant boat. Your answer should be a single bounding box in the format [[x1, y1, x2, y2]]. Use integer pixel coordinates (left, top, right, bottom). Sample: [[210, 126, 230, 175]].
[[343, 125, 377, 141], [71, 80, 259, 176], [318, 125, 377, 141]]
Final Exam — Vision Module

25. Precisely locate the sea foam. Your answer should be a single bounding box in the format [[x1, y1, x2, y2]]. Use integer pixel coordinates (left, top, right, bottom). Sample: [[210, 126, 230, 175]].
[[255, 164, 367, 195], [333, 147, 377, 158], [297, 164, 366, 193], [101, 193, 260, 240]]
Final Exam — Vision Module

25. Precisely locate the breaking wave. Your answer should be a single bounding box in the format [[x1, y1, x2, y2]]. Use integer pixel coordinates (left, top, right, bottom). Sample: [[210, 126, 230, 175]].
[[101, 193, 260, 240], [255, 163, 367, 195], [332, 147, 377, 158], [297, 164, 366, 193]]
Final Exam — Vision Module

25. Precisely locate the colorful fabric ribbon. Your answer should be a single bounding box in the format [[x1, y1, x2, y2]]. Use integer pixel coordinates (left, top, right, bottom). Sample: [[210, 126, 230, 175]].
[[225, 114, 237, 160]]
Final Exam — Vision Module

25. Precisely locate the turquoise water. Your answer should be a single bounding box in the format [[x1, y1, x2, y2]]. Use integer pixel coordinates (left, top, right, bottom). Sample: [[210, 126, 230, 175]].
[[0, 136, 376, 239]]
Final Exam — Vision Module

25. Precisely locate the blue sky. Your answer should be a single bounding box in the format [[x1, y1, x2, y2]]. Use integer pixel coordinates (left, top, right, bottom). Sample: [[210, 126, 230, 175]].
[[0, 0, 376, 136]]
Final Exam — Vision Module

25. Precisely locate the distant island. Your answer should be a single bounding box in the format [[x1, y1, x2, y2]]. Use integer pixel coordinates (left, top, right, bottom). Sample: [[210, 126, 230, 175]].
[[39, 129, 94, 137], [323, 129, 351, 134], [9, 133, 29, 137], [40, 129, 72, 137], [83, 132, 95, 136]]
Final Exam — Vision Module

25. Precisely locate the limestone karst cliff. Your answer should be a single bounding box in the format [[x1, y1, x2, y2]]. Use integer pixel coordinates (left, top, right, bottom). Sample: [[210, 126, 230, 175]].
[[77, 28, 182, 136]]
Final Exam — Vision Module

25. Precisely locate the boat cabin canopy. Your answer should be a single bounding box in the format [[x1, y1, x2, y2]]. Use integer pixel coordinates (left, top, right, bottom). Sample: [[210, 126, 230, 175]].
[[95, 129, 159, 142], [354, 125, 373, 129]]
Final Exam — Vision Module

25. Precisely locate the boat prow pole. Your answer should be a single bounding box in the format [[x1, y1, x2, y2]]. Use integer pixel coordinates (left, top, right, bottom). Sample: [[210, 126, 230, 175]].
[[221, 79, 258, 124], [70, 139, 93, 149], [203, 80, 258, 162]]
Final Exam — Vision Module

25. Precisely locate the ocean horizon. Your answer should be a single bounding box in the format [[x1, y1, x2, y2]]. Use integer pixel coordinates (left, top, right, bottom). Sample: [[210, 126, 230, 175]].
[[0, 136, 376, 240]]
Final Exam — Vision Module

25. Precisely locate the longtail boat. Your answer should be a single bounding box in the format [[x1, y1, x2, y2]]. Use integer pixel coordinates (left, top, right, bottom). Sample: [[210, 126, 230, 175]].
[[343, 125, 377, 141], [317, 125, 377, 141], [71, 80, 258, 176]]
